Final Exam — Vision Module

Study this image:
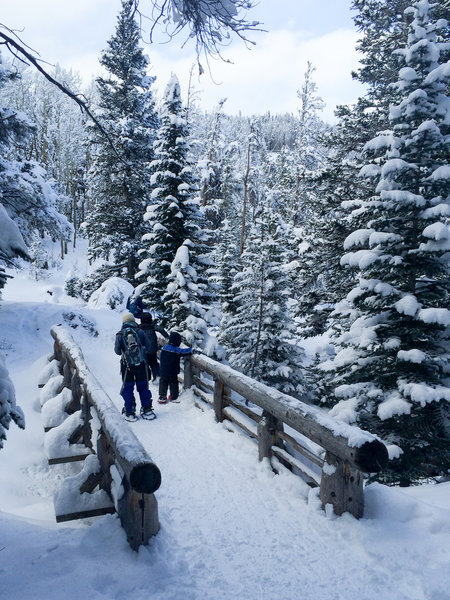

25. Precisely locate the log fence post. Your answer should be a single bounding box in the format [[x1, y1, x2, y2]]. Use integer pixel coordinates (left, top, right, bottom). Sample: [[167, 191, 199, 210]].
[[60, 358, 71, 392], [319, 451, 364, 518], [184, 356, 194, 389], [213, 379, 226, 422], [257, 410, 284, 462], [81, 389, 93, 450]]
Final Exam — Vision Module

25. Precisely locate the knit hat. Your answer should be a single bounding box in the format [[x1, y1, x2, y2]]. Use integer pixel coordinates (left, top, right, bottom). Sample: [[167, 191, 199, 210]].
[[122, 312, 135, 324], [168, 331, 182, 346], [141, 312, 153, 324]]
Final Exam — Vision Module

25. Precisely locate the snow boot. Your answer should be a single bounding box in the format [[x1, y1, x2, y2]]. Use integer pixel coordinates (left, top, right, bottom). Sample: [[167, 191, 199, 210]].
[[158, 396, 168, 404], [141, 406, 157, 420], [122, 407, 138, 422]]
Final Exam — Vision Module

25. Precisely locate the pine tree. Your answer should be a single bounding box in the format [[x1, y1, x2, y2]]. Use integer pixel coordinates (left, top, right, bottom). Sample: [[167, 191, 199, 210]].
[[291, 62, 327, 226], [138, 74, 210, 322], [215, 218, 240, 315], [197, 98, 228, 229], [351, 0, 411, 131], [276, 63, 333, 337], [295, 105, 375, 339], [238, 119, 266, 255], [163, 241, 223, 355], [319, 0, 450, 485], [220, 201, 306, 397], [83, 0, 158, 283]]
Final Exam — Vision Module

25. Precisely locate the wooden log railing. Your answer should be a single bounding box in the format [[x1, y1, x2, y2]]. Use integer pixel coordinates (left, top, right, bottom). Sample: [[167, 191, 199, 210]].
[[180, 352, 389, 519], [39, 324, 161, 551]]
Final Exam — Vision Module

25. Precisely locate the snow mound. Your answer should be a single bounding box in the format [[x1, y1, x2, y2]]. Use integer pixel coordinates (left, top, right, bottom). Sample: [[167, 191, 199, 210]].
[[87, 277, 133, 311]]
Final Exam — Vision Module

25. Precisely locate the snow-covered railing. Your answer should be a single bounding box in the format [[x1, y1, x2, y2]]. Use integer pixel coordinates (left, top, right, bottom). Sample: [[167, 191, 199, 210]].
[[39, 325, 161, 551], [182, 353, 388, 519]]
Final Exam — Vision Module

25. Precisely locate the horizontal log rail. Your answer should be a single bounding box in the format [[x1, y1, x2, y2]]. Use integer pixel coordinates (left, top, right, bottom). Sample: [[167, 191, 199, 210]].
[[41, 325, 161, 551], [181, 353, 388, 518]]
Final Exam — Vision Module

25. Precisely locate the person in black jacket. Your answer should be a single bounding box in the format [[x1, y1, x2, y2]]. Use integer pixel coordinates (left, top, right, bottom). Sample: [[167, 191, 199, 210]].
[[139, 312, 168, 381], [114, 313, 155, 421], [158, 331, 192, 404], [126, 292, 144, 319]]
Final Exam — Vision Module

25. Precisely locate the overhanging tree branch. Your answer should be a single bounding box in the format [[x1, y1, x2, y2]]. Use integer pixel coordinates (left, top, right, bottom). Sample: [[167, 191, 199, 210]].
[[134, 0, 264, 73], [0, 26, 129, 168]]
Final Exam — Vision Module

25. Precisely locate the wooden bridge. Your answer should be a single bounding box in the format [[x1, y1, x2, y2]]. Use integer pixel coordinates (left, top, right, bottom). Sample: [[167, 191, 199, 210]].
[[39, 325, 388, 551]]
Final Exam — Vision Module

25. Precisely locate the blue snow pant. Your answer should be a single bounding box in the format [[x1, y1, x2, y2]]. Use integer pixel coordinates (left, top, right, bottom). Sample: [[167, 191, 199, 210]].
[[120, 361, 152, 413]]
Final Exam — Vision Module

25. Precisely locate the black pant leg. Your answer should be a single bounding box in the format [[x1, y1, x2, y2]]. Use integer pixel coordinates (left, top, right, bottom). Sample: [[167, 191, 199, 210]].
[[169, 375, 179, 400], [159, 376, 169, 399], [134, 361, 148, 382], [121, 361, 135, 383], [147, 353, 159, 378]]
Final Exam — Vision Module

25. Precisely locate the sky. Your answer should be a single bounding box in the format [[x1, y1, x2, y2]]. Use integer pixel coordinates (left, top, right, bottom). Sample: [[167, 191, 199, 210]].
[[0, 238, 450, 599], [1, 0, 366, 122]]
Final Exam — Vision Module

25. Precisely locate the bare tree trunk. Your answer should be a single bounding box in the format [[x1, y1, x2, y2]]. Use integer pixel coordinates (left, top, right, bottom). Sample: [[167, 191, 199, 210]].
[[72, 197, 77, 249], [127, 254, 135, 281], [240, 138, 252, 256], [251, 274, 264, 380]]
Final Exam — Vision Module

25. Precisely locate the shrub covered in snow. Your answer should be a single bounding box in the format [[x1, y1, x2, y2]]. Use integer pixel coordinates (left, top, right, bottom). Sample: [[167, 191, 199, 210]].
[[87, 277, 134, 311], [0, 353, 25, 449]]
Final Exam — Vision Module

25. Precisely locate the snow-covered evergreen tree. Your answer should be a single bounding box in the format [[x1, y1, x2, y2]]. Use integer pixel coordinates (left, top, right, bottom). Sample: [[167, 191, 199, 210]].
[[196, 99, 227, 228], [237, 119, 266, 255], [216, 138, 244, 228], [0, 51, 71, 272], [138, 74, 211, 323], [0, 61, 90, 247], [0, 353, 25, 450], [83, 0, 158, 284], [163, 241, 223, 356], [273, 63, 331, 337], [291, 62, 327, 226], [220, 201, 306, 397], [319, 0, 450, 485], [215, 217, 240, 315], [351, 0, 411, 132], [294, 106, 374, 339]]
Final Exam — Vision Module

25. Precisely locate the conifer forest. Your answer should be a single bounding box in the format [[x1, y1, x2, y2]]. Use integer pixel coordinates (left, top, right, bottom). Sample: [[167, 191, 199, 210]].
[[1, 0, 449, 487]]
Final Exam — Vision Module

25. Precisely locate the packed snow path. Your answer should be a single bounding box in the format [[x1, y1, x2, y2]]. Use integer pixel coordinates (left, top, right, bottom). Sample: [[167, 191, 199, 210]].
[[1, 285, 449, 600]]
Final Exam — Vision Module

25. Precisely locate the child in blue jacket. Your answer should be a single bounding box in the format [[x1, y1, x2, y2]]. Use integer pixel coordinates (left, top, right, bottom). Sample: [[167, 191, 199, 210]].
[[158, 331, 192, 404]]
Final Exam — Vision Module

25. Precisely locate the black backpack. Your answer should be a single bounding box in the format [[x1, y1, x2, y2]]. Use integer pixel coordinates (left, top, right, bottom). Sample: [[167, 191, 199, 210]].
[[121, 323, 145, 366]]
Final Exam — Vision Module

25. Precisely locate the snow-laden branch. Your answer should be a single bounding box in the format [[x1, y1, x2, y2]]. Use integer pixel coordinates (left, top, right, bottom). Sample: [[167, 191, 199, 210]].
[[0, 26, 132, 169], [135, 0, 263, 71]]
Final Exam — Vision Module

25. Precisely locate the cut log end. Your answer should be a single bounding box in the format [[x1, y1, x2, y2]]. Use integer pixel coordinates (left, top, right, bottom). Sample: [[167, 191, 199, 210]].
[[129, 463, 162, 494], [354, 439, 389, 473]]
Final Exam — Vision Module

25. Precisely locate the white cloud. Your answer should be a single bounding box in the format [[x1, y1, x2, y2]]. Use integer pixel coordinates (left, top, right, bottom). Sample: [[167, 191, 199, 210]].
[[150, 28, 365, 121], [2, 0, 120, 63]]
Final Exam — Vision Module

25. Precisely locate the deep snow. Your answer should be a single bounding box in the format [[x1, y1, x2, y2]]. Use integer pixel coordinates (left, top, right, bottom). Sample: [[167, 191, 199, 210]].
[[0, 242, 449, 600]]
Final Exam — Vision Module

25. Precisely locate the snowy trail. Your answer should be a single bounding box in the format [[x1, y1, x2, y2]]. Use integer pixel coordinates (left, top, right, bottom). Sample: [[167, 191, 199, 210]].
[[1, 276, 449, 600]]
